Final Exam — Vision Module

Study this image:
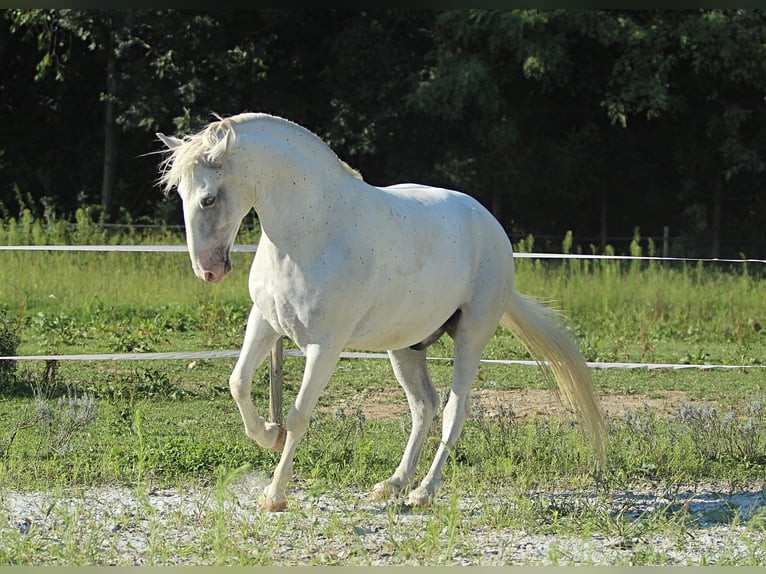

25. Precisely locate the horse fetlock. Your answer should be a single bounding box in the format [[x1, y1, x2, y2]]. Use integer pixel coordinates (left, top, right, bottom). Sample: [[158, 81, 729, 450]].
[[246, 422, 286, 451]]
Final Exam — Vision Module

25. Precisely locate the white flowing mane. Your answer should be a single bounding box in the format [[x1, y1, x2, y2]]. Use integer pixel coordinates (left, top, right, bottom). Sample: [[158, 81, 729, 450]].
[[159, 112, 362, 193]]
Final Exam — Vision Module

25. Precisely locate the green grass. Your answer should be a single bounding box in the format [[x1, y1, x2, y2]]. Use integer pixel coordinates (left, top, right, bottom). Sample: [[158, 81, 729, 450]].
[[1, 361, 765, 490], [0, 225, 764, 483], [0, 223, 765, 564], [2, 229, 762, 366]]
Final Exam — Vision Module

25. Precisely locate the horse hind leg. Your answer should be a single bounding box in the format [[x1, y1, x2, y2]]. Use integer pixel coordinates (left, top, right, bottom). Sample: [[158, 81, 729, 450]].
[[373, 347, 439, 500], [406, 322, 492, 507]]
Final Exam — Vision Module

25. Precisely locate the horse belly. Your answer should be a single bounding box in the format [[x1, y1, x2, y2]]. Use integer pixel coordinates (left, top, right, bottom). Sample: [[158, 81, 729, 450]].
[[345, 265, 470, 351], [347, 308, 457, 351]]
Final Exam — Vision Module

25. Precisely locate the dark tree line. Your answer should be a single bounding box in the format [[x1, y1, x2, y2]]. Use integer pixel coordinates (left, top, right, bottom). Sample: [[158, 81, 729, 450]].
[[1, 9, 765, 257]]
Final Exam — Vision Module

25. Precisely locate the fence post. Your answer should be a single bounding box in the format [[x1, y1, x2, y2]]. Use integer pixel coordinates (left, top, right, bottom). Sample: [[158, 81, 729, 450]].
[[662, 226, 670, 259], [269, 338, 284, 425]]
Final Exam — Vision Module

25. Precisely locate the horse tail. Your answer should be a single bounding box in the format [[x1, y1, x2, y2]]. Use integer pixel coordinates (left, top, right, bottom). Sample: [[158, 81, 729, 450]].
[[501, 291, 606, 465]]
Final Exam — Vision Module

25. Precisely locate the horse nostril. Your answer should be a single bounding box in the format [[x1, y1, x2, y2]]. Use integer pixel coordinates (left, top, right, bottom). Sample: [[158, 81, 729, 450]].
[[203, 270, 217, 282]]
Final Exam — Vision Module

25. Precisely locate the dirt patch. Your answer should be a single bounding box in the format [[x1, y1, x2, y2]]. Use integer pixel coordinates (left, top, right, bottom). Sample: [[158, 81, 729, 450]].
[[322, 387, 694, 422], [470, 387, 693, 420]]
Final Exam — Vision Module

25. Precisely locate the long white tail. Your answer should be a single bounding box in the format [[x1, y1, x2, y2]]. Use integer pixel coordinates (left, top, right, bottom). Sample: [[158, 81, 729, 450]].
[[501, 291, 606, 464]]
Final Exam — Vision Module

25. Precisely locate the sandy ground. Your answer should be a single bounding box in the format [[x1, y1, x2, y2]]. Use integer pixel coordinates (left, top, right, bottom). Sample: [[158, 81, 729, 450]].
[[2, 481, 764, 565]]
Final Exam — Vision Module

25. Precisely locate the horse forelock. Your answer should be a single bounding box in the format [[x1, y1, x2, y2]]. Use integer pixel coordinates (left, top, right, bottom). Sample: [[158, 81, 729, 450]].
[[158, 112, 363, 193], [159, 117, 238, 193]]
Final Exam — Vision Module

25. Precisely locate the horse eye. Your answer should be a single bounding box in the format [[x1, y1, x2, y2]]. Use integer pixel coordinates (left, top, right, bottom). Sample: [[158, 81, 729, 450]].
[[200, 195, 216, 208]]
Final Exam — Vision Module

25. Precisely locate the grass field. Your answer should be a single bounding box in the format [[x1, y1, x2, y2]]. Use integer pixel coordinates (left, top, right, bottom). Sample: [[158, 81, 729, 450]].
[[0, 219, 764, 564]]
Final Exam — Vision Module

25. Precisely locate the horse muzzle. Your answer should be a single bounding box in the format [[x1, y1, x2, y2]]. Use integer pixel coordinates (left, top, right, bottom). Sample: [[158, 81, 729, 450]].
[[193, 250, 232, 283]]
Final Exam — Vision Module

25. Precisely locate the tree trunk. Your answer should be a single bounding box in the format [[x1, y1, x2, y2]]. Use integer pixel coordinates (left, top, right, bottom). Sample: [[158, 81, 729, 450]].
[[0, 18, 9, 71], [599, 184, 608, 252], [711, 178, 722, 259], [100, 28, 117, 219]]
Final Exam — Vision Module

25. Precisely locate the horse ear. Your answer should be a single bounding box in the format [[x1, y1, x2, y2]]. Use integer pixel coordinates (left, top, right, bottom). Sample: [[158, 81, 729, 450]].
[[157, 133, 184, 149]]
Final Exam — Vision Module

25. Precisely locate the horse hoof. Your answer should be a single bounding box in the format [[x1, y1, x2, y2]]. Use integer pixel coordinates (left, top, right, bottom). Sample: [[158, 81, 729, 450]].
[[259, 493, 288, 512], [270, 425, 286, 452], [406, 488, 432, 508], [372, 481, 391, 500], [373, 480, 402, 500]]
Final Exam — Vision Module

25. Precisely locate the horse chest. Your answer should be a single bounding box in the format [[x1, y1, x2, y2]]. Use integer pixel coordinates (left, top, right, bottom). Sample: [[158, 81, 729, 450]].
[[249, 253, 364, 344]]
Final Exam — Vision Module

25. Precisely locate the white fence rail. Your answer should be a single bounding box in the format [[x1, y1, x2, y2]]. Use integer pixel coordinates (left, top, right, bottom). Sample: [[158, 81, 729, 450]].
[[1, 243, 765, 265], [1, 349, 764, 371]]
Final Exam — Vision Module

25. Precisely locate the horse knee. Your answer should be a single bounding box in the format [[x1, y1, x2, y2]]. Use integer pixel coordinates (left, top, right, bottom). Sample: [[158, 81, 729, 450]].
[[228, 374, 251, 404]]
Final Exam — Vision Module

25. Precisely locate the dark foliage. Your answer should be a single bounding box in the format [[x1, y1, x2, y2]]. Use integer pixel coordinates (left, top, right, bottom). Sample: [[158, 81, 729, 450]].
[[2, 9, 765, 257]]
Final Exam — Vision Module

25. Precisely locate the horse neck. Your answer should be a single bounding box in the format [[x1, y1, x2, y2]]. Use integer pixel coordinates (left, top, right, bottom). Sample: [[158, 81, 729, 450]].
[[233, 125, 353, 248]]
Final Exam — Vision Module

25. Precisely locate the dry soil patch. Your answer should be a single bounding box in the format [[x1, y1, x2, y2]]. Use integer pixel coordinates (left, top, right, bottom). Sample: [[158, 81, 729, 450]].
[[322, 386, 692, 422]]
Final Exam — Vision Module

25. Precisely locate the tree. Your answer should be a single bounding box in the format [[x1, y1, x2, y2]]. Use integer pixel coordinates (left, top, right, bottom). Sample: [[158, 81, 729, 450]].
[[2, 9, 765, 256], [602, 9, 766, 257], [2, 9, 104, 220], [3, 10, 282, 221], [408, 10, 623, 240], [404, 9, 766, 256]]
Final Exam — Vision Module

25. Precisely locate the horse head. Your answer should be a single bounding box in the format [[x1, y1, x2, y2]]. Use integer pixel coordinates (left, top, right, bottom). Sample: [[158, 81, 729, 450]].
[[157, 120, 254, 283]]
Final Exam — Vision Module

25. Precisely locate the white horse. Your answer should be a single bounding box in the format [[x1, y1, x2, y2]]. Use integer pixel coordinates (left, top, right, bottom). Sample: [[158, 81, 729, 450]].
[[157, 112, 605, 512]]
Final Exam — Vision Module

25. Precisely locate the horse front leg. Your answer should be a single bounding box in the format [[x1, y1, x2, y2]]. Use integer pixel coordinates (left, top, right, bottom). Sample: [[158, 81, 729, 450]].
[[260, 342, 341, 512], [229, 304, 285, 451]]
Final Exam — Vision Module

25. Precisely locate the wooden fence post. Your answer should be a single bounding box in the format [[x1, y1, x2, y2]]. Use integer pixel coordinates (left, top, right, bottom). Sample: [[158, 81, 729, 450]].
[[269, 337, 284, 425]]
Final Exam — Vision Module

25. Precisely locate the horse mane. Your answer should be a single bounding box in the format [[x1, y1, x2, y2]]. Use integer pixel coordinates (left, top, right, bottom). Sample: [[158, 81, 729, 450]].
[[158, 113, 362, 193]]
